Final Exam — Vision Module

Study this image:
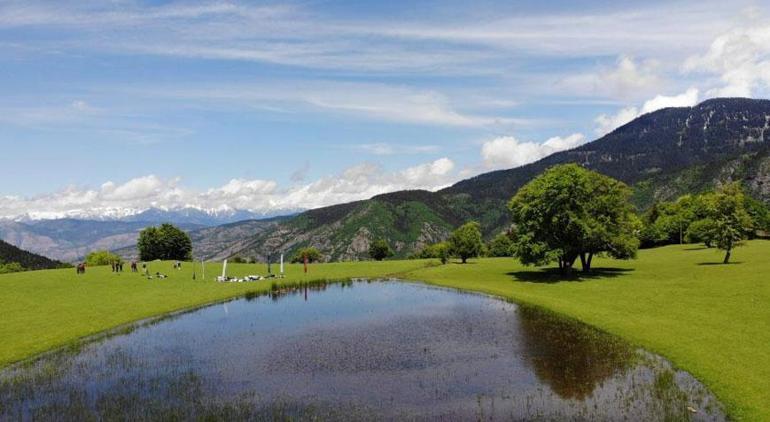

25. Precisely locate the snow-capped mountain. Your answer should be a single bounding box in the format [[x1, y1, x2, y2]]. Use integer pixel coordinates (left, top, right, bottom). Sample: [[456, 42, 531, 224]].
[[6, 206, 301, 226]]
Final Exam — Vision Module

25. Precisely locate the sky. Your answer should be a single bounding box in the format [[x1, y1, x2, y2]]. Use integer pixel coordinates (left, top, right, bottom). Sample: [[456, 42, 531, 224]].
[[0, 0, 769, 219]]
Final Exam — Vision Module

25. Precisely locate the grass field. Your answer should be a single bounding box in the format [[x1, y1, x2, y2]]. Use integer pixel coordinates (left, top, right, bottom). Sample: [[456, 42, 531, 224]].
[[1, 242, 769, 420]]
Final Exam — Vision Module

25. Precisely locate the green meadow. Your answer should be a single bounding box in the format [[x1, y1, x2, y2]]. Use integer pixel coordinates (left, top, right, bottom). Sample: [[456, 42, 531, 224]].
[[1, 241, 769, 420]]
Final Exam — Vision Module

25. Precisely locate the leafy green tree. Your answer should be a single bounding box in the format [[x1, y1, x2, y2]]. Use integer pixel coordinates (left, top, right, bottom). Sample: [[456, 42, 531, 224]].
[[85, 250, 122, 266], [291, 247, 322, 263], [368, 239, 394, 261], [487, 232, 514, 257], [137, 223, 192, 261], [508, 164, 640, 274], [701, 183, 753, 264], [448, 221, 483, 263]]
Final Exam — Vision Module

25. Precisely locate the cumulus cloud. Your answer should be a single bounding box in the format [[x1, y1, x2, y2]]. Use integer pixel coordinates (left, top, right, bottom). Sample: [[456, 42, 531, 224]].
[[558, 55, 663, 100], [0, 158, 460, 220], [480, 133, 586, 170], [683, 19, 770, 97], [594, 88, 699, 135]]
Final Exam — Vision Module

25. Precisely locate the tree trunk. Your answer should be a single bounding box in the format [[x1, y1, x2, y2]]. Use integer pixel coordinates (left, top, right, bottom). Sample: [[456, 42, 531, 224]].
[[723, 248, 731, 264], [580, 252, 593, 273], [461, 256, 467, 264]]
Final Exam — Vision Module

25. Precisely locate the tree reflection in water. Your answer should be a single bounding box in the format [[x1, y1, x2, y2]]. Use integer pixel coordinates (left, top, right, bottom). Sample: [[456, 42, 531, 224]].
[[517, 304, 635, 400]]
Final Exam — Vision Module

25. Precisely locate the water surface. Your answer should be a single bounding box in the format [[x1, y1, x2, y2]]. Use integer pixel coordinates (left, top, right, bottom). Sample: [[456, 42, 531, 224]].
[[0, 280, 725, 420]]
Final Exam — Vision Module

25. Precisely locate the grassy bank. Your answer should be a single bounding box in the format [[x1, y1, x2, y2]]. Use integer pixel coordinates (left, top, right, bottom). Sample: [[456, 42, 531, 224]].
[[1, 242, 769, 419], [400, 241, 770, 421]]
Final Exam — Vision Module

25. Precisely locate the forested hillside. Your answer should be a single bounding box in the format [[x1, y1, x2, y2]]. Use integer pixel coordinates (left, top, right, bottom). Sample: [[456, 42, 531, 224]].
[[0, 239, 68, 271]]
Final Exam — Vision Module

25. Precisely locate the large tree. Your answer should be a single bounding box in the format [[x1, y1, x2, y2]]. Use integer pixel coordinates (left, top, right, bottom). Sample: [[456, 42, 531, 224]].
[[137, 223, 192, 261], [701, 183, 753, 264], [508, 164, 640, 274], [448, 221, 484, 263]]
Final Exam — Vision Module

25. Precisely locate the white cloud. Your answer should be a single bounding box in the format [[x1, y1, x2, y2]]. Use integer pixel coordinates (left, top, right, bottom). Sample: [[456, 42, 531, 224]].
[[352, 143, 439, 155], [0, 158, 461, 220], [129, 81, 514, 128], [594, 88, 699, 135], [480, 133, 586, 170], [683, 20, 770, 97], [594, 107, 640, 136], [558, 55, 663, 100]]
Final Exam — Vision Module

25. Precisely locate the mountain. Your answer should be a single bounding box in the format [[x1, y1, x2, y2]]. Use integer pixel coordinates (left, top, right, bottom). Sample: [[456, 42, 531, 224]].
[[111, 216, 288, 261], [120, 207, 295, 226], [221, 98, 770, 262], [0, 219, 207, 263], [10, 206, 297, 226], [0, 239, 67, 270], [0, 206, 298, 263]]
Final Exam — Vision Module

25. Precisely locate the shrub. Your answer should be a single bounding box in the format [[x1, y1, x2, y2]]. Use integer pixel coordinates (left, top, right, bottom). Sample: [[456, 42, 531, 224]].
[[369, 239, 394, 261], [85, 250, 122, 266]]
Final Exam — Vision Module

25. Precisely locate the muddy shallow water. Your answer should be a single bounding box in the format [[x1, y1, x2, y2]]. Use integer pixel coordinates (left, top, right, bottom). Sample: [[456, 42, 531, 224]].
[[0, 280, 725, 420]]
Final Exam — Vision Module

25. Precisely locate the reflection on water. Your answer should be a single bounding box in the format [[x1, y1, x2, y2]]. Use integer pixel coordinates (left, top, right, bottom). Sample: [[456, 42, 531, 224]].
[[517, 305, 635, 400], [0, 280, 725, 420]]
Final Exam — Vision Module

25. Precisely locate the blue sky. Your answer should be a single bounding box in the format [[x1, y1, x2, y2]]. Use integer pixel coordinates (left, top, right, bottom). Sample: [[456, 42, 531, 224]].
[[0, 0, 768, 219]]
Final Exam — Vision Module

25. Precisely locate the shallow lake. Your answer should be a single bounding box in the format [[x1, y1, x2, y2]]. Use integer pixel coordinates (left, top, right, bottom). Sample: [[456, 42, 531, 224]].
[[0, 280, 725, 420]]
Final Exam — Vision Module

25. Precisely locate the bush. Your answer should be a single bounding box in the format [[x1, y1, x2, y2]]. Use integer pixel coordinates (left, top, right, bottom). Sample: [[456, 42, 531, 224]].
[[0, 262, 24, 274], [85, 250, 122, 266], [685, 218, 717, 247], [487, 232, 514, 257], [369, 239, 394, 261], [416, 242, 451, 264]]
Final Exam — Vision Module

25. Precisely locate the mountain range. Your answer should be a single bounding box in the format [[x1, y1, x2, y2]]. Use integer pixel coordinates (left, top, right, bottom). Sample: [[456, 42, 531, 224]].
[[221, 98, 770, 261], [3, 97, 769, 264]]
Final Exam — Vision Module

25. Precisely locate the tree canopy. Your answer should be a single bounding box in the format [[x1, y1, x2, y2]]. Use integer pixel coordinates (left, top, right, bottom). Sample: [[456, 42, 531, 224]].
[[291, 247, 322, 263], [368, 239, 394, 261], [640, 189, 768, 248], [448, 221, 484, 263], [137, 223, 192, 261], [508, 164, 640, 273]]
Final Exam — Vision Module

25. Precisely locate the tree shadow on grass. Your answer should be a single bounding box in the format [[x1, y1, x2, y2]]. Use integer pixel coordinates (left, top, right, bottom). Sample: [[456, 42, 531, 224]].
[[696, 261, 743, 266], [508, 267, 633, 284], [683, 246, 709, 251]]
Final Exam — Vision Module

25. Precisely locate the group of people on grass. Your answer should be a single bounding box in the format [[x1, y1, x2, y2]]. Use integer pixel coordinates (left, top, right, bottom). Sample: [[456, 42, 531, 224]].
[[75, 260, 145, 275], [73, 257, 187, 280]]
